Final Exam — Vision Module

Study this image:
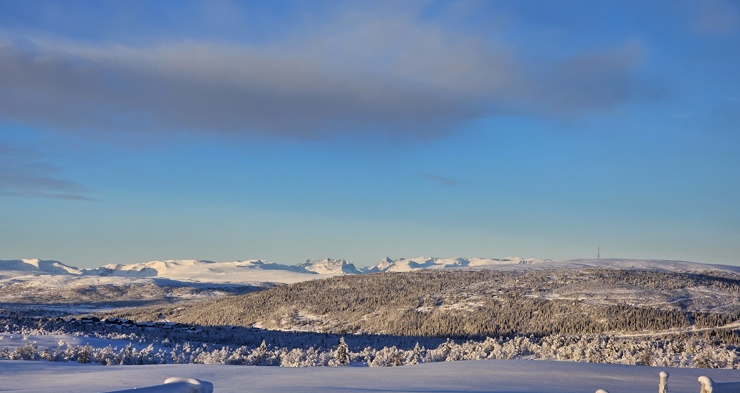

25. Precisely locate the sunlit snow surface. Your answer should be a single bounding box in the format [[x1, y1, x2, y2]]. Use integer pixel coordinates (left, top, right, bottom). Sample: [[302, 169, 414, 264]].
[[1, 359, 738, 393]]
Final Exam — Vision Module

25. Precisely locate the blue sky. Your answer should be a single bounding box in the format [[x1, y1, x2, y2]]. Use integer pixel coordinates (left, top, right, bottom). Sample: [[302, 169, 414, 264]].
[[1, 0, 738, 268]]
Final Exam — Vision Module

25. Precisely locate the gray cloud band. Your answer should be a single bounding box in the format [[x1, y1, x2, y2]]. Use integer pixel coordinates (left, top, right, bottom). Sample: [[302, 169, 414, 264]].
[[0, 33, 649, 139]]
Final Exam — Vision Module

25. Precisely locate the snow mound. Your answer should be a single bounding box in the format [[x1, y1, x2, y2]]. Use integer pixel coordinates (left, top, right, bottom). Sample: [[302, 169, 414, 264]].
[[105, 377, 213, 393]]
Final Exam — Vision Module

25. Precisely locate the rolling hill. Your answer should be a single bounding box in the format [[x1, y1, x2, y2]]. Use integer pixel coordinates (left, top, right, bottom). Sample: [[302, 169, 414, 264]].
[[108, 261, 740, 340]]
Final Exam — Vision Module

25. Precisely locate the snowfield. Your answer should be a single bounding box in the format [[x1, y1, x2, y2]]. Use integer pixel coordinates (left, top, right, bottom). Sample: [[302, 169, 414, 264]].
[[0, 358, 738, 393]]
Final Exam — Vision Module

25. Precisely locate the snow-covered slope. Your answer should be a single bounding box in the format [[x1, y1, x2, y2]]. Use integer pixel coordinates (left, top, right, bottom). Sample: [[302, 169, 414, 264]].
[[559, 258, 740, 273], [0, 259, 82, 277]]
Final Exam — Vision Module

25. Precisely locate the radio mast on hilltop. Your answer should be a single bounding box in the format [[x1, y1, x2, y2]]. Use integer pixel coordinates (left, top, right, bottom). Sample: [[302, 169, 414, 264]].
[[597, 245, 600, 259]]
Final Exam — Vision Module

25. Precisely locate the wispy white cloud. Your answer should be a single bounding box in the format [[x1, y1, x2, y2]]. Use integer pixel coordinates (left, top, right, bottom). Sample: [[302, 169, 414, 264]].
[[422, 174, 460, 187], [693, 0, 740, 36], [0, 144, 95, 201]]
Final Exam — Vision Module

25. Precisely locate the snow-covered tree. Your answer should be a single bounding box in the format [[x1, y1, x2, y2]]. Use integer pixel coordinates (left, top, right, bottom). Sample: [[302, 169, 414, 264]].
[[9, 342, 38, 361], [77, 343, 93, 364], [334, 337, 350, 366]]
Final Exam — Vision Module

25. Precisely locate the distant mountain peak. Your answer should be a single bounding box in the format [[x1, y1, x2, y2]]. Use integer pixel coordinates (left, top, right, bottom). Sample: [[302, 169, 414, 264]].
[[299, 258, 360, 275], [0, 259, 82, 275]]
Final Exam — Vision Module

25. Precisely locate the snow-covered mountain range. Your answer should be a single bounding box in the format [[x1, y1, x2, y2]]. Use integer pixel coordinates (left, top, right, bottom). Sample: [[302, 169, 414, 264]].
[[1, 256, 738, 284], [0, 258, 322, 284], [364, 256, 553, 272]]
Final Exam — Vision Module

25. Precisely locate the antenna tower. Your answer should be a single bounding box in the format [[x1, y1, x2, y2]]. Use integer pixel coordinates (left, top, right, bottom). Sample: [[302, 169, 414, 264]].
[[597, 245, 600, 259]]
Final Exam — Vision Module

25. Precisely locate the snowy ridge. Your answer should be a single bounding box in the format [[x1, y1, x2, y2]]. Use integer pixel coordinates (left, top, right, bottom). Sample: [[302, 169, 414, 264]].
[[557, 258, 740, 273], [361, 257, 739, 274], [0, 259, 83, 276], [363, 256, 553, 272]]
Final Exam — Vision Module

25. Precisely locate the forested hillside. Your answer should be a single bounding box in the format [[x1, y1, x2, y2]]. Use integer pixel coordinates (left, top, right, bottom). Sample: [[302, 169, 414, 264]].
[[113, 268, 740, 340], [0, 280, 271, 305]]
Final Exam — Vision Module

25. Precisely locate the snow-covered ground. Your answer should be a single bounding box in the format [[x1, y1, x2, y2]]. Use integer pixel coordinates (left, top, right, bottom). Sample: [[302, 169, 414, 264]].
[[0, 358, 738, 393]]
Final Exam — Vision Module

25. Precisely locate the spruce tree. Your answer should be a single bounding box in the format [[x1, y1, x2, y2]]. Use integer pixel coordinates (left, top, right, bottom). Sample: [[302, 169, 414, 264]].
[[335, 337, 350, 366]]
